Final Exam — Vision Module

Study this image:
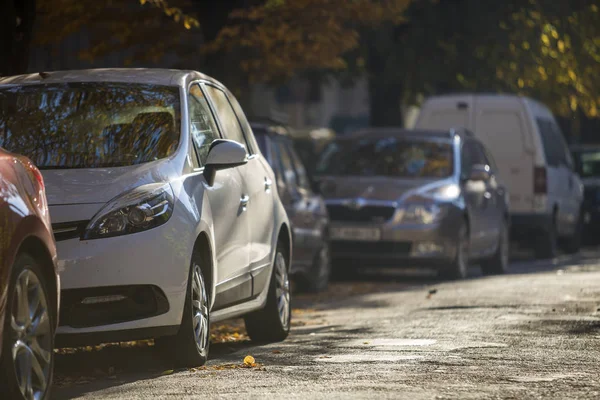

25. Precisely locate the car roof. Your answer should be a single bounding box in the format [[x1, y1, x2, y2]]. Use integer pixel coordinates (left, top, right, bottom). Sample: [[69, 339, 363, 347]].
[[333, 127, 460, 142], [0, 68, 214, 88], [249, 119, 291, 137]]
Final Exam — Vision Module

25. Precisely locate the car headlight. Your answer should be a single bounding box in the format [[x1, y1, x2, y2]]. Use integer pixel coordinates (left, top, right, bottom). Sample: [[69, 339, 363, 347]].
[[83, 183, 174, 240], [393, 203, 446, 225]]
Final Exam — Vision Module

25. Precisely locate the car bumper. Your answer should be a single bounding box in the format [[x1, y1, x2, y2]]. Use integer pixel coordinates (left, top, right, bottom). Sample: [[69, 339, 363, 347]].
[[55, 218, 193, 343], [329, 217, 460, 268]]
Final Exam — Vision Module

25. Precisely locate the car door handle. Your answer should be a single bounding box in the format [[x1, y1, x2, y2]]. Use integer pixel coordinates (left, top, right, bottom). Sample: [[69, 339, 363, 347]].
[[240, 195, 250, 210], [264, 177, 273, 192]]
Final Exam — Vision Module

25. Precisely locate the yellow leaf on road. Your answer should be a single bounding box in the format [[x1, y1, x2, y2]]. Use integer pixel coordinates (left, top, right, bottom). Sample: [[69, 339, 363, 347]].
[[244, 355, 256, 366]]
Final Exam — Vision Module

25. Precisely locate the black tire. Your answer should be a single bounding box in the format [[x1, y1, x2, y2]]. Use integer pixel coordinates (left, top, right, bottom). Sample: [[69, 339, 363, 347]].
[[296, 243, 331, 293], [534, 217, 557, 260], [244, 243, 291, 343], [156, 258, 210, 367], [481, 221, 509, 275], [561, 211, 583, 254], [439, 222, 469, 280], [0, 253, 55, 400]]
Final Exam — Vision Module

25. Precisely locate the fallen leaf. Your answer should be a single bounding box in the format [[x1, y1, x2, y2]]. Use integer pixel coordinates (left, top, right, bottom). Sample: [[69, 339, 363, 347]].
[[243, 355, 256, 366], [161, 369, 174, 376], [271, 350, 281, 354], [363, 342, 369, 344]]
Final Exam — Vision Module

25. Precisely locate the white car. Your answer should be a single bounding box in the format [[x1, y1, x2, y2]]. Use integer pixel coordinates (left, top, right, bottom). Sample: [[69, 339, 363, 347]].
[[0, 69, 292, 366], [415, 94, 583, 259]]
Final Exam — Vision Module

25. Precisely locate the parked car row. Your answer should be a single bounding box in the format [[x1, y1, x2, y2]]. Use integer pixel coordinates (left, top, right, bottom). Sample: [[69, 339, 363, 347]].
[[0, 69, 585, 400], [0, 69, 294, 399]]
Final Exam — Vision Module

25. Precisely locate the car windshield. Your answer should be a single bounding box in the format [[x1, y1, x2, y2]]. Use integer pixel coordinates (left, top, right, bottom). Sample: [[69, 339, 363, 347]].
[[0, 82, 180, 169], [573, 149, 600, 178], [315, 136, 454, 178]]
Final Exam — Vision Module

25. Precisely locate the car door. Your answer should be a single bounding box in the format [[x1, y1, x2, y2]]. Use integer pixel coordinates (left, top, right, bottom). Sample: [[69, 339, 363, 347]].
[[475, 141, 505, 252], [550, 120, 581, 234], [197, 83, 252, 308], [461, 139, 490, 256], [283, 138, 327, 264], [203, 85, 276, 295]]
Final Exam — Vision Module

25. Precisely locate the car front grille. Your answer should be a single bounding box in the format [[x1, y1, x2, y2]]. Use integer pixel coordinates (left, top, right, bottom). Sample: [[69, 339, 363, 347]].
[[52, 220, 89, 241], [326, 204, 396, 223], [59, 285, 170, 328], [331, 240, 411, 255]]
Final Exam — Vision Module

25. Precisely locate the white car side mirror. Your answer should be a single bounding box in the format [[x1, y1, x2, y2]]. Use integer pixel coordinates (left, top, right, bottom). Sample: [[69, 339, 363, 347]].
[[204, 139, 248, 186]]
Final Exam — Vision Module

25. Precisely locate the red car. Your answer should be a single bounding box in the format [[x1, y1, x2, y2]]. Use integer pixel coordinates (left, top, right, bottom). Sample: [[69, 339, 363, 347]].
[[0, 149, 59, 400]]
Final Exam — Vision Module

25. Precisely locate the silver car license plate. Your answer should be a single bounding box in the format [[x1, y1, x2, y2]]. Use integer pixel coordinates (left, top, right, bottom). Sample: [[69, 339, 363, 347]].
[[330, 227, 381, 241]]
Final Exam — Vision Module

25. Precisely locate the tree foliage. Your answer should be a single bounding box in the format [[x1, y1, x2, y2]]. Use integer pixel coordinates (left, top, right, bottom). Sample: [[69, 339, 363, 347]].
[[33, 0, 199, 66], [206, 0, 412, 83]]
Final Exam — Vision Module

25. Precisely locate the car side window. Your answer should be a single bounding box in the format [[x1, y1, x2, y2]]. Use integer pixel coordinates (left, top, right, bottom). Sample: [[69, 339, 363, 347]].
[[461, 140, 476, 179], [203, 85, 250, 153], [537, 118, 564, 167], [274, 138, 299, 194], [226, 92, 259, 155], [188, 84, 220, 166], [284, 141, 311, 190], [549, 121, 574, 170], [477, 142, 498, 172]]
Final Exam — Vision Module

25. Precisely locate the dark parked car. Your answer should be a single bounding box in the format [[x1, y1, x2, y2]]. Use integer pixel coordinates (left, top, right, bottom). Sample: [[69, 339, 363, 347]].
[[251, 119, 331, 292], [0, 149, 59, 400], [571, 144, 600, 241], [313, 128, 510, 279]]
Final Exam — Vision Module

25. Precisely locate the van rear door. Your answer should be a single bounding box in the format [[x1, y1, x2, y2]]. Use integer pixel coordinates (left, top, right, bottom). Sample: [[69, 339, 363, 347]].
[[415, 95, 474, 131], [473, 97, 535, 214]]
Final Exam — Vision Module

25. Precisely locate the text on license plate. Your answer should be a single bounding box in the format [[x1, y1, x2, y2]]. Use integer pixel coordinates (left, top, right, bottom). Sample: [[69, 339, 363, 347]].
[[330, 227, 381, 241]]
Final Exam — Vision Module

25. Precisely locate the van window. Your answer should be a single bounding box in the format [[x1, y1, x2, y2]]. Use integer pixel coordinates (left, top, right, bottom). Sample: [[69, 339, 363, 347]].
[[536, 118, 565, 167]]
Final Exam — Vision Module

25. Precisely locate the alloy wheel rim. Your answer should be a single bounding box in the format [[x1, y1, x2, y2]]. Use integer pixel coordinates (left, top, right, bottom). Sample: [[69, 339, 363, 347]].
[[191, 264, 209, 355], [274, 253, 290, 329], [10, 268, 53, 400]]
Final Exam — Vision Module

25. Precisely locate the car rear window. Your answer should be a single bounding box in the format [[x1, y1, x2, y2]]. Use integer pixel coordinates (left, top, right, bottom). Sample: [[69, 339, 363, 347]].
[[0, 82, 180, 169]]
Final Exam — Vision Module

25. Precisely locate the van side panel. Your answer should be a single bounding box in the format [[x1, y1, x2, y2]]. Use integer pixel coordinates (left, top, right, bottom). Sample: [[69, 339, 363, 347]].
[[415, 96, 474, 131], [473, 97, 534, 214]]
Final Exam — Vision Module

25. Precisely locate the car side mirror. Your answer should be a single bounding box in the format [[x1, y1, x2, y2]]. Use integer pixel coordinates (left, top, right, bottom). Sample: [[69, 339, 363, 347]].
[[204, 139, 248, 186], [468, 164, 491, 182]]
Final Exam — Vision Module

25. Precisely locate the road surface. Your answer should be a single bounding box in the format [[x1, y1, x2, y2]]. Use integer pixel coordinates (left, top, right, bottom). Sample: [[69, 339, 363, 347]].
[[54, 250, 600, 399]]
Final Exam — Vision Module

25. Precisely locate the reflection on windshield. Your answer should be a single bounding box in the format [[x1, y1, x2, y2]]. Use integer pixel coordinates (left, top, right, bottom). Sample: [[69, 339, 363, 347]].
[[0, 83, 180, 169], [316, 137, 454, 178], [573, 151, 600, 178]]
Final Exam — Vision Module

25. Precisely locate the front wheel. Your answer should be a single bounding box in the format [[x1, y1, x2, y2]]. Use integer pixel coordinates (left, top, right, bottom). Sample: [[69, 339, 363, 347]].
[[156, 261, 210, 367], [0, 253, 56, 400], [244, 245, 291, 343], [481, 222, 509, 275], [439, 223, 469, 280], [296, 243, 331, 293]]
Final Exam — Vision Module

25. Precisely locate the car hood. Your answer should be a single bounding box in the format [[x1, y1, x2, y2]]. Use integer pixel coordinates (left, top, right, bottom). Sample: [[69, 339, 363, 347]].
[[317, 176, 442, 202], [41, 159, 177, 206]]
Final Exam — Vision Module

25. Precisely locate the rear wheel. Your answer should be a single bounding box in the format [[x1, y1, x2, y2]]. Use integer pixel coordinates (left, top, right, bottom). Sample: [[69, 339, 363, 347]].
[[534, 215, 557, 259], [481, 221, 509, 275], [296, 243, 331, 293], [244, 244, 291, 343], [561, 210, 583, 254], [439, 222, 469, 280], [156, 261, 210, 367], [0, 253, 55, 400]]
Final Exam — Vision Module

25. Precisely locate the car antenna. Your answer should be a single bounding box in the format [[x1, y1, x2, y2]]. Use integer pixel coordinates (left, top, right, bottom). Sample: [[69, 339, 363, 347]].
[[39, 72, 51, 79]]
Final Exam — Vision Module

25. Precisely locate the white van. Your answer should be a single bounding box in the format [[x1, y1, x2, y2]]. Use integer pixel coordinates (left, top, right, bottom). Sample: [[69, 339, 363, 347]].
[[415, 94, 583, 259]]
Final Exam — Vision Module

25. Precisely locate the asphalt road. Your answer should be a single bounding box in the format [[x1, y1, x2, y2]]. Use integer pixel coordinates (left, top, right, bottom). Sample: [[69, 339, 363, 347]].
[[53, 249, 600, 399]]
